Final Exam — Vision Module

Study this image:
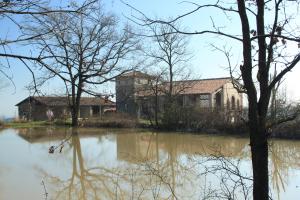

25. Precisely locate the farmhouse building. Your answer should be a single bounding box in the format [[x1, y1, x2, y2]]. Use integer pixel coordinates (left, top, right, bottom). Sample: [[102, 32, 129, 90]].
[[116, 71, 243, 118], [16, 96, 115, 121]]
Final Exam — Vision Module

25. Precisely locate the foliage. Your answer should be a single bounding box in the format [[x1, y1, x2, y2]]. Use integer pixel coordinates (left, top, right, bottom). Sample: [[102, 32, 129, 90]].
[[80, 113, 139, 128], [160, 102, 182, 129]]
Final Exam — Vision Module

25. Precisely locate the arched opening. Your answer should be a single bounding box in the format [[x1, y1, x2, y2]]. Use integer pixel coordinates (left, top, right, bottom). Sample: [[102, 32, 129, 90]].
[[231, 96, 235, 110], [215, 92, 222, 110], [227, 98, 230, 110], [237, 99, 240, 110]]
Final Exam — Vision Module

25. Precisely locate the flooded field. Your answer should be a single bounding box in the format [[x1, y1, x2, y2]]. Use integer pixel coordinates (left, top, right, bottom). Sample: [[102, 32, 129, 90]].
[[0, 128, 299, 200]]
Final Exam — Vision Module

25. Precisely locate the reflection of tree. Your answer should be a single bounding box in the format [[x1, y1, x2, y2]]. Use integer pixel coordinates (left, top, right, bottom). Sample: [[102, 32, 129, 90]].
[[33, 129, 300, 199], [269, 140, 300, 199], [39, 131, 126, 199], [38, 131, 202, 199], [116, 132, 251, 199]]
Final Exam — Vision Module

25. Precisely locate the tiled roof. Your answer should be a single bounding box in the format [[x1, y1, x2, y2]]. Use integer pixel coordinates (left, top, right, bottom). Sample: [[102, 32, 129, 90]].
[[177, 77, 231, 94], [136, 77, 231, 96], [16, 96, 115, 106]]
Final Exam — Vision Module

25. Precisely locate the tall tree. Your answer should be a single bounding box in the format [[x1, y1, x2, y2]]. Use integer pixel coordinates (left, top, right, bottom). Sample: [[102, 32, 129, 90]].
[[0, 0, 95, 84], [127, 0, 300, 199], [142, 22, 192, 128], [24, 1, 141, 126], [145, 23, 191, 99]]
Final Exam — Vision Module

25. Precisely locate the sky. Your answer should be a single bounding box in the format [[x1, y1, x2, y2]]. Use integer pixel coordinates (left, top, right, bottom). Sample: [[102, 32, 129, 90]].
[[0, 0, 300, 118]]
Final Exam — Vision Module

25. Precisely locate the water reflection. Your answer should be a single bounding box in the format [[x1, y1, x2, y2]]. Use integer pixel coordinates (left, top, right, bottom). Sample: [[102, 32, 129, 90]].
[[2, 128, 300, 199], [116, 133, 249, 162]]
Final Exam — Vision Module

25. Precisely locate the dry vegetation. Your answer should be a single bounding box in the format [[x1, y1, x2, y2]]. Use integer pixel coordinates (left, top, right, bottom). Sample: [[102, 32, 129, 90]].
[[80, 113, 139, 128]]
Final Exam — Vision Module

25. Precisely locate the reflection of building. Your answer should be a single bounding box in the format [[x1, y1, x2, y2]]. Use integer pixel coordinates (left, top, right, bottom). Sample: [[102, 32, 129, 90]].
[[16, 96, 115, 121], [116, 133, 158, 162], [116, 71, 243, 117], [116, 133, 249, 163]]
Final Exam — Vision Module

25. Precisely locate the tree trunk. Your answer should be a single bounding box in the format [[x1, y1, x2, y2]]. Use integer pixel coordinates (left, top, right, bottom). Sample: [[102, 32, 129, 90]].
[[249, 121, 269, 200], [71, 106, 79, 127], [155, 89, 159, 127], [71, 81, 83, 127]]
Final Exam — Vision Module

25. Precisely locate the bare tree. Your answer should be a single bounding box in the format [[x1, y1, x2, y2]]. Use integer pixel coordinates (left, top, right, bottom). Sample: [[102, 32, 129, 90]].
[[145, 23, 191, 99], [0, 0, 96, 85], [141, 22, 193, 128], [23, 1, 141, 126], [125, 0, 300, 199], [148, 71, 164, 127], [269, 65, 284, 123]]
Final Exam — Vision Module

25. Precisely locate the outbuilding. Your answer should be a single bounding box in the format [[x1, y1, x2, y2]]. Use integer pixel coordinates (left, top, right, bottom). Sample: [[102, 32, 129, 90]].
[[15, 96, 115, 121]]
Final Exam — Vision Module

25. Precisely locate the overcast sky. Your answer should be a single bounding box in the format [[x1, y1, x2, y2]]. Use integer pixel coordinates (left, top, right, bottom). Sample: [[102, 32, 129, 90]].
[[0, 0, 299, 118]]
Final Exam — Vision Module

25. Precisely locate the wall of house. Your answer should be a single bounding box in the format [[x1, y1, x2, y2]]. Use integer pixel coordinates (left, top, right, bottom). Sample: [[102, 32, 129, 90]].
[[49, 106, 69, 119], [183, 94, 211, 108], [116, 76, 134, 114], [223, 82, 243, 110], [18, 101, 48, 120], [79, 106, 91, 118], [18, 101, 32, 120], [116, 76, 148, 116]]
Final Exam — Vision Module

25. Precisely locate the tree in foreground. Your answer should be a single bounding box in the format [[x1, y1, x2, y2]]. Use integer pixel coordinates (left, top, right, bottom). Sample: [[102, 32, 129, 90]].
[[0, 0, 96, 86], [126, 0, 300, 199], [142, 22, 192, 128], [24, 1, 141, 126]]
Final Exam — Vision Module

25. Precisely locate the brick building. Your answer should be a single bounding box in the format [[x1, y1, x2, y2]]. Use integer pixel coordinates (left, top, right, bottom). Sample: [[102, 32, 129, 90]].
[[16, 96, 115, 121], [116, 71, 243, 118]]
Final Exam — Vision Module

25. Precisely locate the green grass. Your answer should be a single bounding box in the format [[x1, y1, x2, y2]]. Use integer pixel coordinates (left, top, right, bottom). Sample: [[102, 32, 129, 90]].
[[4, 120, 51, 128], [2, 116, 149, 129]]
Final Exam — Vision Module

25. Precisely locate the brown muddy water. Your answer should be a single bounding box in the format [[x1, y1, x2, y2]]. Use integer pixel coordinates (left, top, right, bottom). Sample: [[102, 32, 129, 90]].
[[0, 128, 299, 200]]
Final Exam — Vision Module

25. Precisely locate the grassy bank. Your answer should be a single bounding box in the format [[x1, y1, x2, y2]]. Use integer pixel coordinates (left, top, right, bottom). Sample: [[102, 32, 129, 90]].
[[4, 120, 52, 128], [2, 116, 300, 140], [2, 114, 142, 129], [3, 119, 72, 128]]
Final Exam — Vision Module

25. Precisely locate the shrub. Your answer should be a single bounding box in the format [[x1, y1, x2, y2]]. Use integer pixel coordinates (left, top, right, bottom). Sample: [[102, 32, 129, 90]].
[[161, 102, 182, 129], [80, 112, 138, 128], [154, 104, 246, 133]]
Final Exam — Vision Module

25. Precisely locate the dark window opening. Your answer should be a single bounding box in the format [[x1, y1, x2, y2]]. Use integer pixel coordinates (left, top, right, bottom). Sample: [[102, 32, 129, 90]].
[[92, 106, 100, 115], [227, 98, 230, 110], [215, 92, 222, 109], [231, 96, 236, 110]]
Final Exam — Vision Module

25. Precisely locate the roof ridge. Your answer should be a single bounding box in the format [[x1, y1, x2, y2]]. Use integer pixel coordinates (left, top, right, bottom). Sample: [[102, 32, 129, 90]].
[[171, 77, 231, 83]]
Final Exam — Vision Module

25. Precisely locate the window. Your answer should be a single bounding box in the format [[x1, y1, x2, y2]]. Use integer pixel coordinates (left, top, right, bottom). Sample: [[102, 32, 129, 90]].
[[215, 92, 222, 109], [227, 98, 230, 110], [199, 94, 210, 107], [200, 94, 209, 100], [231, 96, 235, 110]]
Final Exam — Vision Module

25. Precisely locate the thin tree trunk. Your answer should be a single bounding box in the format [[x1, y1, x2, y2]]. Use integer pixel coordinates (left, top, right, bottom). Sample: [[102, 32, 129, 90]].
[[248, 109, 269, 200], [71, 107, 79, 127], [250, 129, 269, 200], [155, 87, 159, 127], [71, 81, 83, 127]]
